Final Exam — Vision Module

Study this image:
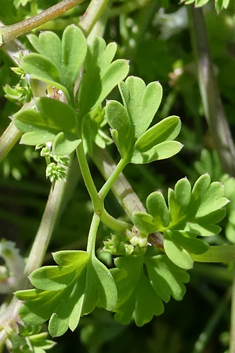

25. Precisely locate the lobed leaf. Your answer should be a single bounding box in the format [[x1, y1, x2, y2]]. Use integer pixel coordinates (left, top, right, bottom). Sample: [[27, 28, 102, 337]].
[[146, 191, 170, 228], [27, 32, 62, 70], [144, 255, 190, 302], [133, 174, 229, 268], [60, 25, 87, 92], [119, 77, 163, 138], [20, 54, 69, 99], [13, 97, 80, 155], [111, 253, 189, 325], [77, 37, 129, 118], [26, 25, 87, 95], [15, 251, 117, 337]]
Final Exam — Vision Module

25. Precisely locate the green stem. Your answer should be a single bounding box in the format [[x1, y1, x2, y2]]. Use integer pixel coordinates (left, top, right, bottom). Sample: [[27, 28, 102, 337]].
[[0, 0, 86, 47], [100, 206, 130, 232], [0, 122, 22, 163], [92, 145, 146, 220], [76, 142, 100, 210], [98, 157, 127, 200], [0, 155, 76, 336], [189, 6, 235, 176], [79, 0, 110, 37], [87, 213, 100, 255], [76, 143, 130, 231]]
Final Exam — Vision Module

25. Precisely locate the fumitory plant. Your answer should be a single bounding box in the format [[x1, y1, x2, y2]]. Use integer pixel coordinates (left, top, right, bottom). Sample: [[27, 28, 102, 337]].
[[0, 0, 235, 352]]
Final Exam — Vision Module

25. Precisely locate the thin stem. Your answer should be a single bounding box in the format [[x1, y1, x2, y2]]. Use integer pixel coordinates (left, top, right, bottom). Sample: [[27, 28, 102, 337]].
[[86, 213, 100, 255], [76, 142, 100, 210], [0, 0, 86, 47], [189, 6, 235, 176], [76, 143, 130, 231], [98, 158, 128, 200], [100, 206, 130, 232], [92, 145, 146, 220], [0, 155, 76, 335], [79, 0, 110, 37], [0, 122, 22, 163]]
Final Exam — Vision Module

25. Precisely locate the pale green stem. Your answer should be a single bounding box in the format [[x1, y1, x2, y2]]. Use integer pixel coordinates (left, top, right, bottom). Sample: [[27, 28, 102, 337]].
[[92, 145, 146, 220], [98, 157, 128, 200], [189, 6, 235, 176], [0, 155, 75, 341], [87, 213, 100, 255], [100, 206, 130, 232], [76, 143, 129, 231], [79, 0, 110, 36], [0, 99, 36, 163], [76, 142, 100, 209], [0, 0, 86, 47], [0, 122, 22, 163]]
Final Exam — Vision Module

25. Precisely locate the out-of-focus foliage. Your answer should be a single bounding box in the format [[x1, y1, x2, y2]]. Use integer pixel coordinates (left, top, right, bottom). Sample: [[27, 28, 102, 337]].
[[1, 0, 235, 352]]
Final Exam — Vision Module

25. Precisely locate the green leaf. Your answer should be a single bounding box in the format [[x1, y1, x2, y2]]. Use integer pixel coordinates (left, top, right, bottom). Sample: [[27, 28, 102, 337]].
[[131, 141, 183, 164], [164, 231, 194, 270], [133, 174, 229, 268], [111, 253, 189, 326], [191, 245, 235, 263], [164, 230, 209, 269], [111, 255, 164, 326], [27, 25, 87, 93], [132, 213, 156, 234], [20, 54, 69, 98], [146, 191, 170, 228], [135, 116, 181, 152], [52, 132, 81, 156], [77, 37, 129, 118], [119, 77, 163, 138], [144, 255, 190, 302], [60, 25, 87, 92], [13, 97, 79, 154], [15, 251, 117, 337], [27, 32, 62, 70], [106, 76, 181, 163], [106, 100, 133, 158]]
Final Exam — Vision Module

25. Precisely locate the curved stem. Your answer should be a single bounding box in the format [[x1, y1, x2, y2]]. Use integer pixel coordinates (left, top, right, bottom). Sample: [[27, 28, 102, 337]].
[[0, 0, 86, 47], [76, 142, 130, 231], [87, 213, 100, 255], [98, 157, 127, 200], [100, 206, 130, 232], [76, 142, 100, 210], [92, 145, 146, 220]]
